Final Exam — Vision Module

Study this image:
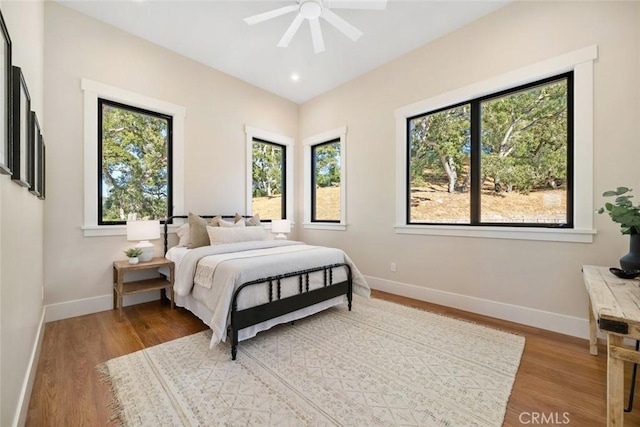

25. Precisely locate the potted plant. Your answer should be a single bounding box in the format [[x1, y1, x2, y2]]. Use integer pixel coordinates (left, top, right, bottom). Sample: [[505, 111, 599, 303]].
[[124, 247, 143, 265], [598, 186, 640, 270]]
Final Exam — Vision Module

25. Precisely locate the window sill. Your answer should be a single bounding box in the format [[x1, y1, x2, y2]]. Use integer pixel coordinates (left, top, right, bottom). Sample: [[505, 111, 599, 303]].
[[303, 222, 347, 231], [394, 224, 595, 243], [82, 224, 179, 237]]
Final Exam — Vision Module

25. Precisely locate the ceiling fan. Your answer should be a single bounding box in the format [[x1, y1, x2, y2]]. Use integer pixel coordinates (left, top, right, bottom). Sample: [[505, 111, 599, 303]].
[[243, 0, 387, 53]]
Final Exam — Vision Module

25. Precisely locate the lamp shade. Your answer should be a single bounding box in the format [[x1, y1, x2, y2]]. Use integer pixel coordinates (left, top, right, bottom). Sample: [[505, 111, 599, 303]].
[[126, 220, 160, 241], [271, 219, 291, 234]]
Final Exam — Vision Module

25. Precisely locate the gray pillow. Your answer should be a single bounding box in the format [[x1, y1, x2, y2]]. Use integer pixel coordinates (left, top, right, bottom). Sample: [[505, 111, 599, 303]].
[[236, 213, 261, 226], [187, 213, 218, 249]]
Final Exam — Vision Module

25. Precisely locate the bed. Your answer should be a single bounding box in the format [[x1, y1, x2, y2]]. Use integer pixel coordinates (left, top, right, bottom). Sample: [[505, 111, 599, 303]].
[[162, 214, 370, 360]]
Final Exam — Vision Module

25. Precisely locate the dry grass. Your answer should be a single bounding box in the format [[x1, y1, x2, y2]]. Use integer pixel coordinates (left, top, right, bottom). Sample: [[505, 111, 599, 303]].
[[253, 187, 341, 220]]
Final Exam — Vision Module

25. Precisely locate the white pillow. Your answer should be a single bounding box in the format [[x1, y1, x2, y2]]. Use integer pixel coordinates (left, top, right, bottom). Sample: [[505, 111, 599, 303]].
[[218, 218, 246, 228], [176, 223, 191, 247], [207, 225, 267, 245]]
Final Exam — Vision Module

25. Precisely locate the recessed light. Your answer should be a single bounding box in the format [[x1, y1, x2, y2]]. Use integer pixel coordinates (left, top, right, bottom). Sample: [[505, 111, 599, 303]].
[[291, 73, 300, 82]]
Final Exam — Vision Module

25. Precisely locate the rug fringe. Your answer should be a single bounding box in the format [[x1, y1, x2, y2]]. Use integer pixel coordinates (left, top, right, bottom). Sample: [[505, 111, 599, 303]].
[[96, 362, 125, 427]]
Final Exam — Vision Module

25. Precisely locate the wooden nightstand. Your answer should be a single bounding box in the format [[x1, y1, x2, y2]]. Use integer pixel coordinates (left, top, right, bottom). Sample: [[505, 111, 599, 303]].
[[112, 257, 175, 321]]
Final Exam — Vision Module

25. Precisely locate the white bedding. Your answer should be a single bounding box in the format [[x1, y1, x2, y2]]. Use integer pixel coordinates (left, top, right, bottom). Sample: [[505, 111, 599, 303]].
[[165, 240, 369, 349]]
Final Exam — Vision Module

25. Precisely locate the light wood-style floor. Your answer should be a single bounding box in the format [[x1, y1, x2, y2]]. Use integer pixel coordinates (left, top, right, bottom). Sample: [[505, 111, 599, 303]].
[[26, 290, 640, 426]]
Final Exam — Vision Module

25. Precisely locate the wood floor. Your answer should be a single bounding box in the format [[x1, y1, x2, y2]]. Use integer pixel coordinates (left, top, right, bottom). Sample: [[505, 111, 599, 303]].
[[25, 290, 640, 426]]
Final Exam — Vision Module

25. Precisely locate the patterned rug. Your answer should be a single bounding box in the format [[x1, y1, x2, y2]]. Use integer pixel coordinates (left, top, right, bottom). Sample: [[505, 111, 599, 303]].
[[98, 296, 525, 426]]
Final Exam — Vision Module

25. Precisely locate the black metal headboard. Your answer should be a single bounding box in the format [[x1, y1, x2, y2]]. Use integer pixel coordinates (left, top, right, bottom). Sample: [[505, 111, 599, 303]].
[[163, 214, 251, 255]]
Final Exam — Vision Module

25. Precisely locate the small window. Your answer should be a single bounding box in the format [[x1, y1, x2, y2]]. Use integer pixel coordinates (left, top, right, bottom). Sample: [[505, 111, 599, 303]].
[[98, 99, 172, 225], [311, 139, 341, 222], [407, 73, 573, 227], [251, 138, 286, 221]]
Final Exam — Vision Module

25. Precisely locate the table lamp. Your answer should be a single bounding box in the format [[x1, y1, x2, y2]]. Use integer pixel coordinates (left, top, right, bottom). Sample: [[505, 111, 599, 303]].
[[126, 220, 160, 262], [271, 219, 291, 240]]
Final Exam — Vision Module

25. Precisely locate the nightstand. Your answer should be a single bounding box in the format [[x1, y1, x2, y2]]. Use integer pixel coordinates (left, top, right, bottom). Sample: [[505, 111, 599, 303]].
[[112, 257, 175, 321]]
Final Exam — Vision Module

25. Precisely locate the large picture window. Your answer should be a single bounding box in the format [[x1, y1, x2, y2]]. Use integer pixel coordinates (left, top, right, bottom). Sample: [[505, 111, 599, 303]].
[[98, 98, 172, 225], [407, 73, 573, 228], [251, 138, 286, 221]]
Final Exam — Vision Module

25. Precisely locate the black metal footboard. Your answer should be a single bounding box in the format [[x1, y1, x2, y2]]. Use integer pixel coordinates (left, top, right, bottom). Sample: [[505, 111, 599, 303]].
[[229, 263, 352, 360]]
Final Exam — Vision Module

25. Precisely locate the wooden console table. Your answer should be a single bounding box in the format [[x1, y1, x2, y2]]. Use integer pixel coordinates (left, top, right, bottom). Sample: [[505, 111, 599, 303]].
[[584, 265, 640, 426]]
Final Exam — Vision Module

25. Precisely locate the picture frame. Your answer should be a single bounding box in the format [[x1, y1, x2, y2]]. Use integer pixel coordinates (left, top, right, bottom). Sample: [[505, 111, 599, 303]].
[[11, 66, 31, 187], [37, 136, 45, 200], [0, 10, 11, 175], [29, 111, 40, 196]]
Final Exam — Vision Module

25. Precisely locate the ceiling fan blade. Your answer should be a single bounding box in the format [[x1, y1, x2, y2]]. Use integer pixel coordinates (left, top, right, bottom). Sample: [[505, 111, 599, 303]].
[[277, 14, 305, 48], [321, 9, 363, 42], [325, 0, 387, 10], [244, 5, 298, 25], [309, 18, 325, 53]]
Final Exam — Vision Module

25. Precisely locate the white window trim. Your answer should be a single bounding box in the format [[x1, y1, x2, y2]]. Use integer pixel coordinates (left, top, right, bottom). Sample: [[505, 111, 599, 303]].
[[81, 78, 186, 237], [303, 126, 347, 231], [245, 126, 295, 225], [394, 45, 598, 243]]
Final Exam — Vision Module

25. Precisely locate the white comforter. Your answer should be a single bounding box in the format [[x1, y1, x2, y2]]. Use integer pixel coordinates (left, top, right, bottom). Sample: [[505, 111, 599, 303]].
[[171, 240, 370, 347]]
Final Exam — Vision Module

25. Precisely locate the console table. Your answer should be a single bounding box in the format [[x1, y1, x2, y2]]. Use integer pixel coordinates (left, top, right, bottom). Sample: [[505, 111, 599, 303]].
[[584, 265, 640, 426]]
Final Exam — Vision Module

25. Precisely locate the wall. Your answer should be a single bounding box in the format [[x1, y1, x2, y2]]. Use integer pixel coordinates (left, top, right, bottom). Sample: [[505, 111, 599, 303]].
[[0, 1, 45, 425], [298, 1, 640, 335], [43, 3, 298, 314]]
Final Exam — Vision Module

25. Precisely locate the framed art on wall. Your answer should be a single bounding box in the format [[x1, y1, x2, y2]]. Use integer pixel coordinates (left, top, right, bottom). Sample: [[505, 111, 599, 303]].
[[11, 66, 31, 187], [38, 136, 45, 200], [0, 10, 11, 175], [29, 111, 40, 196]]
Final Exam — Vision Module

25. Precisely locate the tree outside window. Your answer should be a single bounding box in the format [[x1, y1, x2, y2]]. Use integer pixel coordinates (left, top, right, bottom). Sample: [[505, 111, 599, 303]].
[[99, 99, 172, 224], [408, 73, 572, 227], [312, 139, 341, 222], [251, 138, 286, 221]]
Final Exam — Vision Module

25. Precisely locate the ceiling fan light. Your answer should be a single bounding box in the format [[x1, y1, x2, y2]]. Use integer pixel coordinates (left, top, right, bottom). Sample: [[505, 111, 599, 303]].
[[300, 0, 322, 20]]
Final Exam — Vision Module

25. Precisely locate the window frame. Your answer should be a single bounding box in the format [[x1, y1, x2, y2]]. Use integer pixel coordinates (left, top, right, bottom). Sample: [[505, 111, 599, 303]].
[[394, 45, 598, 243], [303, 126, 347, 230], [406, 72, 574, 228], [249, 137, 288, 221], [245, 126, 294, 224], [97, 98, 174, 226], [82, 79, 185, 237]]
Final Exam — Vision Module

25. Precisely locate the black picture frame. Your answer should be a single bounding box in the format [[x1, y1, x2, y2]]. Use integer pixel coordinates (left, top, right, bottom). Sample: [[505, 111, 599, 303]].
[[0, 10, 11, 175], [29, 111, 40, 196], [37, 136, 45, 200], [11, 66, 30, 187]]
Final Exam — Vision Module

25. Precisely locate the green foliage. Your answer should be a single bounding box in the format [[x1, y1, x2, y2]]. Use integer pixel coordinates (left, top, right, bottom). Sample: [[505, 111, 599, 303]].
[[597, 187, 640, 235], [409, 78, 568, 194], [252, 142, 284, 198], [101, 104, 169, 222], [124, 247, 143, 258], [314, 142, 340, 188]]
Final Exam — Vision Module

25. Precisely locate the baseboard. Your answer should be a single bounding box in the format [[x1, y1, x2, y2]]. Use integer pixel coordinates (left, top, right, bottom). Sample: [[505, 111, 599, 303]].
[[45, 292, 160, 323], [365, 275, 590, 339], [12, 309, 46, 427]]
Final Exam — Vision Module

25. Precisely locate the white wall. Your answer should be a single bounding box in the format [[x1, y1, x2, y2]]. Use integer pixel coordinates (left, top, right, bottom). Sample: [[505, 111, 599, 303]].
[[0, 1, 45, 425], [43, 3, 298, 314], [298, 1, 640, 335]]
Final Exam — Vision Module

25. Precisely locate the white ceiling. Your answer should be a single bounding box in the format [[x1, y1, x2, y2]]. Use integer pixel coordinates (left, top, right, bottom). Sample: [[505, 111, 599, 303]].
[[57, 0, 510, 104]]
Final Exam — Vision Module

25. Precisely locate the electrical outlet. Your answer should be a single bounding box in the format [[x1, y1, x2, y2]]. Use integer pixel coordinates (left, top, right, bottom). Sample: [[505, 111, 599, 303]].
[[390, 262, 397, 272]]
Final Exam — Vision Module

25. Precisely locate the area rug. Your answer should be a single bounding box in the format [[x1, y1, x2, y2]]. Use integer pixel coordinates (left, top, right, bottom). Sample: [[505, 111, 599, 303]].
[[97, 296, 525, 426]]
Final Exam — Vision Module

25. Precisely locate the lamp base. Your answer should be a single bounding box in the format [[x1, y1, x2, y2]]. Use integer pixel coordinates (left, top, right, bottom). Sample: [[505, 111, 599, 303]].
[[274, 233, 287, 240], [135, 241, 155, 262]]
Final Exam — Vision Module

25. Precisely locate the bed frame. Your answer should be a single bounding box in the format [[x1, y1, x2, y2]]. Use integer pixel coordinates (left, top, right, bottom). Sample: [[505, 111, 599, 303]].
[[163, 215, 353, 360]]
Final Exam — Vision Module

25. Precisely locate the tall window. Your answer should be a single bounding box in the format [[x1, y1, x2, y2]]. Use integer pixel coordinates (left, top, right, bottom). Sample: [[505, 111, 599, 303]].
[[311, 139, 341, 222], [407, 73, 573, 227], [251, 138, 286, 221], [98, 99, 172, 225]]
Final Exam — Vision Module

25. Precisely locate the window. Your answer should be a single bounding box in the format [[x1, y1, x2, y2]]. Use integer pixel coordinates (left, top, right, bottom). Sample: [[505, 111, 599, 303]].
[[245, 126, 294, 222], [251, 138, 286, 221], [82, 79, 185, 236], [407, 73, 573, 227], [394, 45, 598, 242], [303, 127, 347, 230], [98, 99, 172, 225], [312, 139, 341, 222]]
